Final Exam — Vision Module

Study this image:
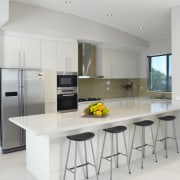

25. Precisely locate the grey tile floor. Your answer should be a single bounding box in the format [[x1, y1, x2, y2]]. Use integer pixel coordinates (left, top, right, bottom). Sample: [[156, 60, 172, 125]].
[[0, 148, 180, 180]]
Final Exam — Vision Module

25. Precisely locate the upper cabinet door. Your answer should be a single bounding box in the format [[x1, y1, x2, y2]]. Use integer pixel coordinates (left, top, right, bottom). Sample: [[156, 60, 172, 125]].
[[67, 42, 78, 72], [0, 35, 22, 68], [41, 40, 57, 70], [97, 48, 140, 78], [57, 41, 78, 72], [56, 42, 67, 72], [0, 35, 41, 68], [22, 38, 41, 68]]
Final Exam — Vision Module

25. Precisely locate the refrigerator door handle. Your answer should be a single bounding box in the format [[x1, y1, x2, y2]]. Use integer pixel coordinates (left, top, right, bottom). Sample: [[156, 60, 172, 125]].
[[21, 69, 25, 115], [18, 70, 23, 116]]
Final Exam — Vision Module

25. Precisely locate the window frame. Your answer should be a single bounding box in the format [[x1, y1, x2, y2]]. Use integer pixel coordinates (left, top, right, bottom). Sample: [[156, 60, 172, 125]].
[[147, 53, 172, 92]]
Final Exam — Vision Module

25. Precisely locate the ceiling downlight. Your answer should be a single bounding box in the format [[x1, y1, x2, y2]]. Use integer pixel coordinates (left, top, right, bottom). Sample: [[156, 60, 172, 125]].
[[106, 13, 112, 17], [65, 0, 72, 4], [138, 26, 143, 30]]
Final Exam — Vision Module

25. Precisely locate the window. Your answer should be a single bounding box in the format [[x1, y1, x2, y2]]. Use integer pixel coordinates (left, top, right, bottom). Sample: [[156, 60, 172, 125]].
[[148, 54, 172, 92]]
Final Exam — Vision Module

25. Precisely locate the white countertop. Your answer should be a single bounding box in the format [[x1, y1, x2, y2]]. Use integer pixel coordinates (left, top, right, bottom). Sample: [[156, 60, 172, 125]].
[[9, 98, 180, 136]]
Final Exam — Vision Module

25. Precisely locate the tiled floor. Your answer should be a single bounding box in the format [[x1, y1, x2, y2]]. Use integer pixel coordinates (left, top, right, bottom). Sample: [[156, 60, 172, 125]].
[[0, 148, 180, 180]]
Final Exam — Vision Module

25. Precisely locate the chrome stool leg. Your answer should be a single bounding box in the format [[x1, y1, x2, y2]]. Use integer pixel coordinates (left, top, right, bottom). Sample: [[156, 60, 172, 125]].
[[110, 133, 114, 180], [150, 126, 158, 162], [90, 139, 99, 180], [63, 140, 71, 180], [129, 125, 136, 163], [141, 127, 144, 169], [172, 121, 179, 153], [116, 133, 119, 168], [74, 142, 78, 180], [84, 141, 88, 179], [123, 131, 131, 174], [98, 132, 107, 174], [165, 121, 168, 158], [143, 127, 145, 158], [154, 120, 160, 154]]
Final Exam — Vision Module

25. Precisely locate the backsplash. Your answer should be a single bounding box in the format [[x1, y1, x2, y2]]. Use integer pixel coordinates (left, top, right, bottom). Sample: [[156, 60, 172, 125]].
[[78, 78, 172, 99], [78, 78, 140, 99]]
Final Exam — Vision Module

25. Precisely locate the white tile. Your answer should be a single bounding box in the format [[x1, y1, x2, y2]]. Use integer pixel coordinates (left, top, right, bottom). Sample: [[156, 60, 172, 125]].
[[0, 148, 180, 180]]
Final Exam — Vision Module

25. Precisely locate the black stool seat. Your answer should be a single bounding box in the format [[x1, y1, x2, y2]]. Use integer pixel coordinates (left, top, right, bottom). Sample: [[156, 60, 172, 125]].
[[158, 115, 176, 121], [103, 126, 127, 133], [67, 132, 94, 141], [134, 120, 153, 127]]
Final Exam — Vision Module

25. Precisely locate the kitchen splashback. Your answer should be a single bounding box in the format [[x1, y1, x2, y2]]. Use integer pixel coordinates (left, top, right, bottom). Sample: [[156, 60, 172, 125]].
[[78, 78, 140, 99], [78, 78, 172, 99]]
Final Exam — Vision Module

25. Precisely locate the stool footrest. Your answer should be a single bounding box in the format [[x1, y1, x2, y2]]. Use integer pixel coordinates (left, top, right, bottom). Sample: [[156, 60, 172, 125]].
[[67, 162, 95, 174], [133, 144, 153, 151], [158, 137, 176, 142], [103, 152, 127, 161]]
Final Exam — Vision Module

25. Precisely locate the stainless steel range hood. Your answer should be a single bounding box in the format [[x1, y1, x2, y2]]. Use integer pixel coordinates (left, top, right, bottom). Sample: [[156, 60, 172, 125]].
[[78, 43, 103, 78]]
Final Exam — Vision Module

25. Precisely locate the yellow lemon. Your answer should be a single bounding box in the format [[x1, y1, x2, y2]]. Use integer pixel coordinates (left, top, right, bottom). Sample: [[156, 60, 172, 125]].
[[96, 110, 102, 117], [98, 105, 105, 111], [97, 102, 103, 107]]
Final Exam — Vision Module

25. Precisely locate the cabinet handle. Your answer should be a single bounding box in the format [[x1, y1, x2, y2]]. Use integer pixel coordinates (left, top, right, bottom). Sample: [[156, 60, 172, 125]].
[[69, 57, 71, 71], [18, 52, 21, 68], [23, 52, 26, 68], [66, 57, 68, 71]]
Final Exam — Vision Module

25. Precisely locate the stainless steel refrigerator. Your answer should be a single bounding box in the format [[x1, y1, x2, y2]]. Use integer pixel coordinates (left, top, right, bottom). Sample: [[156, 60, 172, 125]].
[[0, 68, 45, 153]]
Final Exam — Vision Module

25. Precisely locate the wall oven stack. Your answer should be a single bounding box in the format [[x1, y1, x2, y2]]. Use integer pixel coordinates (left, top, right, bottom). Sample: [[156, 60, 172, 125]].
[[57, 72, 78, 112]]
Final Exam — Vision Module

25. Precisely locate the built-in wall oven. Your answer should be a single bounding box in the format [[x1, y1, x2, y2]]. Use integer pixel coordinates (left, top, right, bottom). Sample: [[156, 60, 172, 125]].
[[57, 72, 77, 87], [57, 72, 78, 112]]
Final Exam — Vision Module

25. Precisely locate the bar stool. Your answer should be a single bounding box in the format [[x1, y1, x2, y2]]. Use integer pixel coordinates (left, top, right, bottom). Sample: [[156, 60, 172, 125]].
[[63, 132, 99, 180], [98, 126, 131, 180], [129, 120, 158, 169], [154, 115, 179, 158]]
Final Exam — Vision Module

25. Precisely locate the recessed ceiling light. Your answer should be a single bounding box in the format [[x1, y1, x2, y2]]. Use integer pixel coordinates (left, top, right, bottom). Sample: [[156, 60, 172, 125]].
[[138, 26, 143, 30], [65, 0, 71, 4], [106, 13, 112, 17]]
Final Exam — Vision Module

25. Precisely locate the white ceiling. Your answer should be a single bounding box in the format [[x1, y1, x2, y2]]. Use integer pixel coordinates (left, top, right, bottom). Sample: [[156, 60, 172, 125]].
[[10, 0, 180, 42]]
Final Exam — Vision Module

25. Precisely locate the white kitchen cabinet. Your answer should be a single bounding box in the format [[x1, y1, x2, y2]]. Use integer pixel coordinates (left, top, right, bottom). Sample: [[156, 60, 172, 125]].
[[97, 48, 140, 78], [96, 48, 112, 78], [56, 41, 78, 72], [0, 35, 22, 68], [0, 34, 41, 68], [45, 103, 57, 113], [41, 39, 57, 69], [44, 69, 57, 103], [22, 38, 41, 68]]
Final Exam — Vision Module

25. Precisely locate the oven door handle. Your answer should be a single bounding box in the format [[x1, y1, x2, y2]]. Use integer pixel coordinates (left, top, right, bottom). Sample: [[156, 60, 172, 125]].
[[62, 94, 76, 97]]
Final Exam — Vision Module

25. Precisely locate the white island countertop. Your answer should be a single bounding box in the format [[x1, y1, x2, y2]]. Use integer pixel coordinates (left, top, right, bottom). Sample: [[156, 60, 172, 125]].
[[9, 98, 180, 136]]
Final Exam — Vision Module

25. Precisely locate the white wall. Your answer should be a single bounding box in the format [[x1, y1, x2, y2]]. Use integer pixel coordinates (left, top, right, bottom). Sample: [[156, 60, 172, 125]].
[[171, 6, 180, 105], [140, 38, 171, 78], [1, 2, 148, 50], [0, 0, 9, 27]]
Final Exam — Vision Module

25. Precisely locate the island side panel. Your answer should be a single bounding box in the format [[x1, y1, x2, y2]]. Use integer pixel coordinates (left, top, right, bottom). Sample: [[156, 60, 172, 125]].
[[26, 131, 50, 180]]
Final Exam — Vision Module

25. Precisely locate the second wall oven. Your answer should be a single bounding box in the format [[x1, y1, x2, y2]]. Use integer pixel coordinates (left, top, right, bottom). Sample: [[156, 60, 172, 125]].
[[57, 72, 78, 112]]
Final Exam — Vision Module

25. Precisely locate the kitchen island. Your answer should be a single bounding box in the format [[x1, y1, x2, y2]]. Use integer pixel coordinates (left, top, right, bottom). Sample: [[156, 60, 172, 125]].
[[9, 98, 180, 180]]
